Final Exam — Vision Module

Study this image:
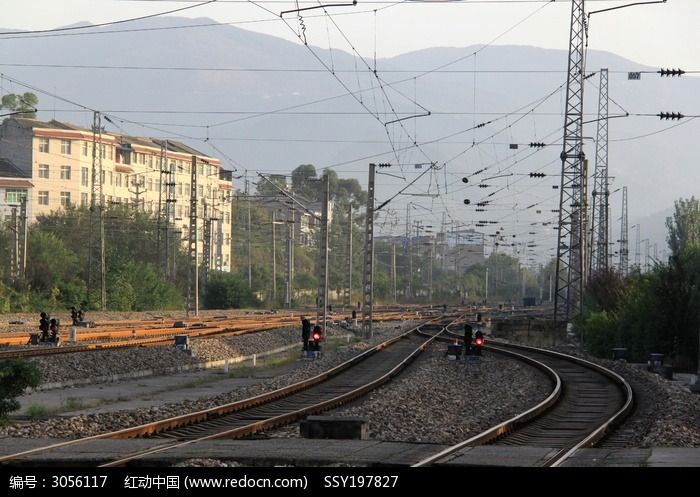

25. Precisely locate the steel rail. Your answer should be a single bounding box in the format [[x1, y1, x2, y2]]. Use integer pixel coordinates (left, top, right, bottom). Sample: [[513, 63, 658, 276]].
[[413, 334, 633, 467], [0, 318, 446, 466]]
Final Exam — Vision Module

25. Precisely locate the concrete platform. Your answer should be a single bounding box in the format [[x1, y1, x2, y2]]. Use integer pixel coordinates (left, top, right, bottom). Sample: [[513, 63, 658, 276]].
[[3, 438, 700, 467]]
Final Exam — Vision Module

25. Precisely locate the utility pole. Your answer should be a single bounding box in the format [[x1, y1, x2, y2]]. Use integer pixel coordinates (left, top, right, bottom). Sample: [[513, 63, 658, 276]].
[[344, 204, 353, 307], [271, 210, 277, 303], [554, 0, 586, 322], [203, 200, 211, 285], [429, 238, 434, 303], [285, 203, 294, 308], [316, 174, 330, 336], [18, 197, 27, 278], [187, 155, 199, 317], [619, 186, 629, 275], [128, 175, 146, 210], [362, 164, 376, 339], [156, 142, 164, 274], [405, 202, 411, 299], [247, 179, 252, 288], [392, 242, 397, 303], [10, 207, 18, 281], [87, 111, 106, 310], [590, 68, 610, 276], [485, 267, 489, 302], [634, 223, 641, 270]]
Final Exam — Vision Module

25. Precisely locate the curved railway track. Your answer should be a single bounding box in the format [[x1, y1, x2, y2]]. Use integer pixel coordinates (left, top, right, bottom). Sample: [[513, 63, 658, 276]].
[[414, 330, 633, 467], [0, 318, 452, 467]]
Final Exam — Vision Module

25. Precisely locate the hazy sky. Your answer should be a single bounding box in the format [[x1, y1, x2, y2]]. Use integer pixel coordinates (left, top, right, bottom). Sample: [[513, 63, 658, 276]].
[[2, 0, 698, 68], [1, 0, 697, 258]]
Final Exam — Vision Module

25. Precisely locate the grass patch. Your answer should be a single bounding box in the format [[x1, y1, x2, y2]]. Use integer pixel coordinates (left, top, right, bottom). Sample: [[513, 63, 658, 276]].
[[62, 397, 85, 410], [25, 404, 53, 419]]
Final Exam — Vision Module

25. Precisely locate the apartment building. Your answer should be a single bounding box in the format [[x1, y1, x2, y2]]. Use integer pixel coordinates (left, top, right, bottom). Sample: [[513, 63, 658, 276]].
[[0, 117, 233, 271], [0, 158, 31, 224]]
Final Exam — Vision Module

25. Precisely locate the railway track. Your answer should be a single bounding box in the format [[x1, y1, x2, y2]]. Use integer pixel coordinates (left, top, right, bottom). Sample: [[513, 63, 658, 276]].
[[0, 318, 452, 467], [414, 331, 633, 467], [0, 311, 413, 359]]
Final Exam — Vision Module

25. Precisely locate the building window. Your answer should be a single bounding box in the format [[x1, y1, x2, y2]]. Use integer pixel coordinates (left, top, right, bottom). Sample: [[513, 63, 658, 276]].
[[60, 139, 71, 155], [82, 141, 89, 156], [60, 165, 71, 180], [38, 191, 49, 205], [38, 164, 49, 178], [101, 171, 105, 184], [81, 167, 89, 187], [5, 189, 27, 204], [109, 171, 113, 185], [81, 192, 88, 206], [38, 137, 49, 153], [147, 178, 153, 191], [60, 192, 71, 207], [115, 173, 122, 187]]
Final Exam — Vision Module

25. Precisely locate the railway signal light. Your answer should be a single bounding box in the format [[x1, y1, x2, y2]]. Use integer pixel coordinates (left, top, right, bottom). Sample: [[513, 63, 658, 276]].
[[312, 329, 322, 342], [659, 68, 685, 77], [529, 172, 546, 178], [659, 112, 684, 120]]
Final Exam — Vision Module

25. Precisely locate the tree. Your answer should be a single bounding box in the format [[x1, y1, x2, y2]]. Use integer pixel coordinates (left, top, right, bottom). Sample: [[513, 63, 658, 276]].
[[0, 359, 41, 422], [202, 271, 258, 309], [291, 164, 318, 201], [666, 197, 700, 257], [256, 174, 287, 196], [1, 92, 38, 118]]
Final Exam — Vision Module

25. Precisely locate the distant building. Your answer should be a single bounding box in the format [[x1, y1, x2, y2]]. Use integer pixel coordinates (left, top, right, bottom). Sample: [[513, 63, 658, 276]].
[[440, 229, 485, 271], [0, 117, 233, 270], [376, 228, 485, 272], [251, 186, 334, 249], [0, 158, 32, 224]]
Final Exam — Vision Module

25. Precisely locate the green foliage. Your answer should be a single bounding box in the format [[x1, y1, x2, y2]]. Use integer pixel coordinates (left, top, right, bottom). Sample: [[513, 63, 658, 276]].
[[0, 92, 38, 118], [0, 359, 41, 421], [291, 164, 318, 201], [582, 229, 700, 370], [666, 197, 700, 256], [106, 261, 182, 311], [585, 269, 627, 312], [26, 231, 80, 293], [256, 174, 287, 196], [25, 404, 50, 419], [202, 271, 258, 309], [582, 311, 618, 358]]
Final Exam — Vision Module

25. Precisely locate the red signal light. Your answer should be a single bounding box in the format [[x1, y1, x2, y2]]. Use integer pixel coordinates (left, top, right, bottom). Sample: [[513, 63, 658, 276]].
[[475, 337, 484, 347], [312, 331, 322, 342]]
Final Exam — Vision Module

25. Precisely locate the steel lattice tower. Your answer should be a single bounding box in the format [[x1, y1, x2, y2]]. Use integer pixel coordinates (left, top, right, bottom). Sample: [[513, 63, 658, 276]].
[[554, 0, 587, 321], [619, 186, 629, 275], [187, 155, 199, 316], [589, 68, 610, 276]]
